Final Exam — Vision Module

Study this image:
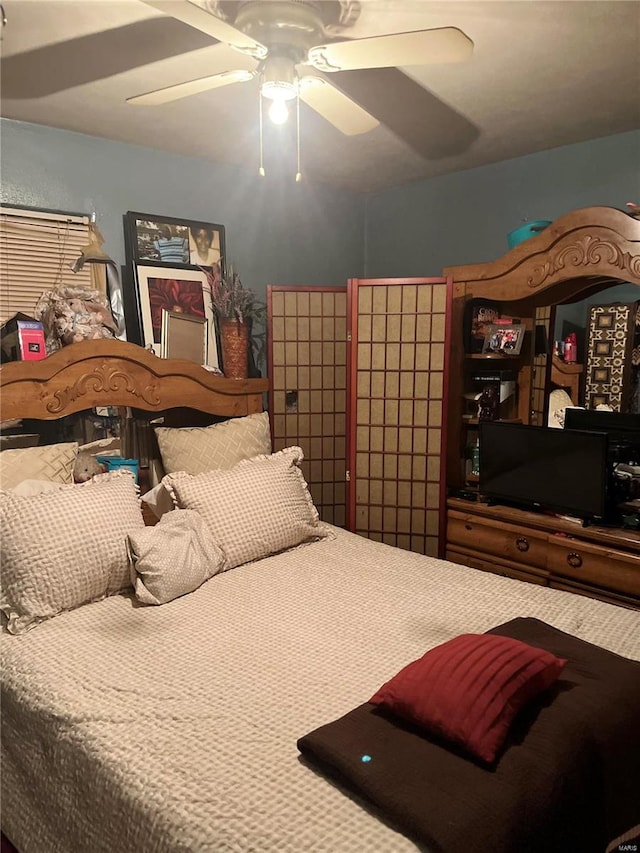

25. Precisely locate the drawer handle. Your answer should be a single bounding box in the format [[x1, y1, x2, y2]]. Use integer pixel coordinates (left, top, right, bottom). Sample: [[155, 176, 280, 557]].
[[465, 523, 472, 531], [567, 552, 583, 569], [516, 537, 529, 552]]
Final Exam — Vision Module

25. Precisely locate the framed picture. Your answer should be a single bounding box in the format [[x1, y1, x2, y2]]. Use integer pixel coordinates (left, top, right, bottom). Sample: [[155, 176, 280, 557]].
[[135, 264, 220, 369], [124, 211, 225, 269], [482, 323, 525, 356], [160, 310, 207, 364]]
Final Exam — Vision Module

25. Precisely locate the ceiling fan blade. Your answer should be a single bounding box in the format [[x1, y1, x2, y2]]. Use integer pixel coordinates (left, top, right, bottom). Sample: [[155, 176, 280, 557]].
[[139, 0, 267, 58], [334, 68, 480, 159], [1, 18, 216, 99], [308, 27, 473, 73], [127, 69, 256, 105], [299, 76, 379, 135]]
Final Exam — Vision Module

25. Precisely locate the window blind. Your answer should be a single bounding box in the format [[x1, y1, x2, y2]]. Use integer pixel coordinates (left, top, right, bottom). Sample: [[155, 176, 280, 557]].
[[0, 207, 93, 324]]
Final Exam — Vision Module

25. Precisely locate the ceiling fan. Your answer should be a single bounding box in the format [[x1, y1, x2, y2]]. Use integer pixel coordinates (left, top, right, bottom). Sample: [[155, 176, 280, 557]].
[[1, 0, 478, 165], [128, 0, 474, 138]]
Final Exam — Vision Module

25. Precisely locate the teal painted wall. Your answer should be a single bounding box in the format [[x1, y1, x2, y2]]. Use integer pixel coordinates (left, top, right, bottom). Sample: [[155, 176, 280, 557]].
[[0, 119, 365, 301], [2, 119, 638, 313], [363, 131, 640, 276]]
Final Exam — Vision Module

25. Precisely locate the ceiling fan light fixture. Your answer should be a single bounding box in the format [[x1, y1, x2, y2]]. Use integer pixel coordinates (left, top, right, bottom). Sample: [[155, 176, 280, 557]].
[[268, 97, 289, 124], [260, 54, 297, 101], [261, 79, 297, 101]]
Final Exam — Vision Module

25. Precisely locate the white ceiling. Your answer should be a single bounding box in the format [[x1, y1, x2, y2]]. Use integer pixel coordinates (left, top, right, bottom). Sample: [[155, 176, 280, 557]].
[[1, 0, 639, 192]]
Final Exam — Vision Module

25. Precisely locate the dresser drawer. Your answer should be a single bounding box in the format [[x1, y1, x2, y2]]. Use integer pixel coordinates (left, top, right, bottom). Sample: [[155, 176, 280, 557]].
[[446, 547, 549, 585], [547, 535, 640, 598], [447, 511, 548, 570]]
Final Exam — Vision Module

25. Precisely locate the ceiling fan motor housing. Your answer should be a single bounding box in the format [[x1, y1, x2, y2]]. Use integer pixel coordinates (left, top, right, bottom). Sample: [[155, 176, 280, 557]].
[[233, 2, 328, 62]]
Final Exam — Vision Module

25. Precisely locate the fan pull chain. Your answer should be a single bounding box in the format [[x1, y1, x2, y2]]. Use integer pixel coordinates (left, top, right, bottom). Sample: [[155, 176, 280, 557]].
[[258, 87, 265, 177], [295, 87, 302, 182]]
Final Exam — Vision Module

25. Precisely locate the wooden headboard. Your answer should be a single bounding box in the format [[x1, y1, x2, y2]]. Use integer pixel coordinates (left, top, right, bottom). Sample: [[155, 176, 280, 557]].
[[0, 339, 268, 423]]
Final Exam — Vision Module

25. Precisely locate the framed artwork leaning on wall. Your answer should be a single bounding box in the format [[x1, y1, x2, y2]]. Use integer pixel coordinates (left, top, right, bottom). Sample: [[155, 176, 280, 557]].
[[124, 211, 225, 270], [134, 264, 220, 369]]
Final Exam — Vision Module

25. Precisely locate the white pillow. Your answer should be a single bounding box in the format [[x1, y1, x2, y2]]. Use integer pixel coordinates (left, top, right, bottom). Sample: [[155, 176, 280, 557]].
[[127, 510, 224, 605], [7, 479, 65, 497], [0, 441, 78, 489], [0, 471, 144, 634], [162, 446, 333, 571], [141, 483, 175, 519], [154, 411, 271, 475]]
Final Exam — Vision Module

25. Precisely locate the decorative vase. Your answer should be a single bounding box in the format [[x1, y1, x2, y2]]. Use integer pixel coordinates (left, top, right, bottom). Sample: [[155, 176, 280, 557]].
[[220, 319, 249, 379]]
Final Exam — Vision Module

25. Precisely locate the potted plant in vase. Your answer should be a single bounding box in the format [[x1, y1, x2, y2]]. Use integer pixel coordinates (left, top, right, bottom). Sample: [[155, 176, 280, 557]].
[[203, 263, 265, 379]]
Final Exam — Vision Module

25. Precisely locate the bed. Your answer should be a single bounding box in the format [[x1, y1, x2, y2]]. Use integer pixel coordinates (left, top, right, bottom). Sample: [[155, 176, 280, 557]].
[[1, 340, 639, 853]]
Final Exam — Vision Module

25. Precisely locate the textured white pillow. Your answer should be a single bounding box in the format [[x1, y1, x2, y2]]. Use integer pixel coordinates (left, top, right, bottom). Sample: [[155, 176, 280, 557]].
[[162, 446, 333, 570], [154, 411, 271, 475], [127, 510, 224, 605], [0, 471, 144, 634], [7, 479, 65, 497], [0, 441, 78, 490], [141, 483, 175, 520]]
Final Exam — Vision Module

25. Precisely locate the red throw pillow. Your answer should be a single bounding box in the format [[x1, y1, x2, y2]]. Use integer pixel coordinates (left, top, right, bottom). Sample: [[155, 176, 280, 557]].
[[370, 633, 567, 764]]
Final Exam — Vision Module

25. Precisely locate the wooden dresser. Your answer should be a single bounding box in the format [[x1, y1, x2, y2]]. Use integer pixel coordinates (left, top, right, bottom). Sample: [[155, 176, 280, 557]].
[[446, 497, 640, 609]]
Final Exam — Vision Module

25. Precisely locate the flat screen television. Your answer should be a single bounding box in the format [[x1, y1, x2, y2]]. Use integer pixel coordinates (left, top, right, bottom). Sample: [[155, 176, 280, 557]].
[[478, 421, 608, 520], [563, 409, 640, 458]]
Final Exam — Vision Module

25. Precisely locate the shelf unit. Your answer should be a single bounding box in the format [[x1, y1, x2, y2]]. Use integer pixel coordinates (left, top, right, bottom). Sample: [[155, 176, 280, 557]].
[[443, 206, 640, 495], [550, 355, 584, 404], [442, 207, 640, 604]]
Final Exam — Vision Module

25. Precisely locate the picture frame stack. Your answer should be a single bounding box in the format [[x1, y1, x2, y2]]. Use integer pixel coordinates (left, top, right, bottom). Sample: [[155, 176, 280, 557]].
[[122, 211, 225, 370]]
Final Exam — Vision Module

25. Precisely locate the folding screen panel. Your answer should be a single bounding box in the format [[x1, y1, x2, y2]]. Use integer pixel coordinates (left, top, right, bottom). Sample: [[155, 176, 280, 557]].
[[348, 278, 451, 558], [268, 286, 347, 526]]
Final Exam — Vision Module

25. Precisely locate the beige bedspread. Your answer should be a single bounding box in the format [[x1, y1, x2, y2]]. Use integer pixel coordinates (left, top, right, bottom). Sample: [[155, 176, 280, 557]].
[[2, 526, 639, 853]]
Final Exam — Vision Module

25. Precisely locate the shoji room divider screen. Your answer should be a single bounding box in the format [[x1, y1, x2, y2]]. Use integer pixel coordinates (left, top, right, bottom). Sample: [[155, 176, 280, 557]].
[[349, 278, 451, 558], [268, 278, 452, 557], [267, 286, 348, 527]]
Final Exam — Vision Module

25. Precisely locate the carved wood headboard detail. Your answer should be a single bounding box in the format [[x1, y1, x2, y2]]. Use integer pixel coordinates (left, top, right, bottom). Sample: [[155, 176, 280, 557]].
[[443, 206, 640, 303], [0, 339, 268, 423]]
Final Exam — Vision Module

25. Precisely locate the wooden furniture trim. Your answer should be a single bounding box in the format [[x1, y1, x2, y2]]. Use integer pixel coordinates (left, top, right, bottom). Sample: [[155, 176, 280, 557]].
[[445, 546, 550, 585], [444, 208, 640, 490], [447, 510, 549, 569], [447, 497, 640, 552], [0, 339, 268, 421], [549, 578, 640, 609], [446, 497, 640, 608], [550, 356, 583, 403], [443, 206, 640, 299]]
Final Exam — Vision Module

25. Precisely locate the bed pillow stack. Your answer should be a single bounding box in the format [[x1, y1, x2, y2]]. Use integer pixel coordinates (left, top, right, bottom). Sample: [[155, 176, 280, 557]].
[[127, 509, 224, 605], [154, 410, 272, 475], [0, 441, 79, 490], [162, 445, 333, 571], [143, 411, 272, 519], [0, 470, 144, 634]]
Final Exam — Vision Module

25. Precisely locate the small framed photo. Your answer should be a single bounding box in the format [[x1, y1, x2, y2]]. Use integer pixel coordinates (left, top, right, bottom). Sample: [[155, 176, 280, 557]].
[[124, 211, 225, 269], [161, 310, 207, 364], [135, 264, 220, 369], [482, 323, 525, 356]]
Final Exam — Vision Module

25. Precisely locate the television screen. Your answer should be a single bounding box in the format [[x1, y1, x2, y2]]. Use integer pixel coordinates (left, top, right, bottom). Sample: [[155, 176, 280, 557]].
[[478, 421, 608, 520], [564, 409, 640, 456]]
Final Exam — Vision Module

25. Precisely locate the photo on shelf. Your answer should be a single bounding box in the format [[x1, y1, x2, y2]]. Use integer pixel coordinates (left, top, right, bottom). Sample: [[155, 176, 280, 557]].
[[134, 264, 220, 369], [160, 310, 208, 365], [124, 211, 225, 270], [482, 323, 525, 356]]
